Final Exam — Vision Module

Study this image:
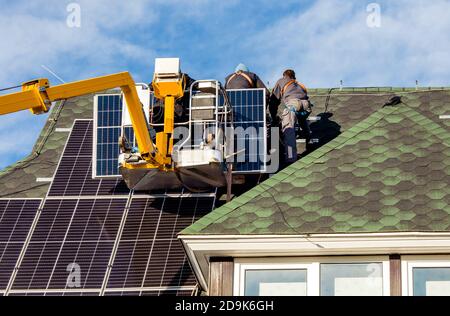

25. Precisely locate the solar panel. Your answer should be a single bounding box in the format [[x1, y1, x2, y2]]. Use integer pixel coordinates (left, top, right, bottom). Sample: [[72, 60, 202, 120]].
[[0, 199, 41, 290], [93, 88, 155, 179], [106, 196, 214, 292], [93, 88, 267, 180], [2, 119, 217, 296], [94, 94, 123, 177], [11, 198, 127, 291], [49, 120, 130, 197], [221, 89, 268, 173]]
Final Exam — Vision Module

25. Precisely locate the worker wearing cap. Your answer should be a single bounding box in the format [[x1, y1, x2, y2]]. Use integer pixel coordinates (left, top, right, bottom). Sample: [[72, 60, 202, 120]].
[[225, 64, 268, 90], [270, 69, 312, 164]]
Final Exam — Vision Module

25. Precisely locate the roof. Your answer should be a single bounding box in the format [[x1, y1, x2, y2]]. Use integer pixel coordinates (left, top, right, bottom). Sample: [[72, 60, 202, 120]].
[[182, 88, 450, 235], [0, 88, 450, 234], [0, 92, 114, 199]]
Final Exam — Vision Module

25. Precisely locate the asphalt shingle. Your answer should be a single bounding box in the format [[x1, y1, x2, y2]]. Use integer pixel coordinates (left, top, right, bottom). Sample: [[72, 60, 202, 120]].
[[182, 101, 450, 235]]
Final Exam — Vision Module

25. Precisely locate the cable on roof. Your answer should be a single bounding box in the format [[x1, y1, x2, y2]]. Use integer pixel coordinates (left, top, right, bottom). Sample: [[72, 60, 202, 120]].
[[256, 180, 324, 248]]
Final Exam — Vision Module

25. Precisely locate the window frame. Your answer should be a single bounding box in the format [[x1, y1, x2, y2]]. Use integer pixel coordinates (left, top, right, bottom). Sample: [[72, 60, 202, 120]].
[[234, 256, 390, 296], [401, 255, 450, 296]]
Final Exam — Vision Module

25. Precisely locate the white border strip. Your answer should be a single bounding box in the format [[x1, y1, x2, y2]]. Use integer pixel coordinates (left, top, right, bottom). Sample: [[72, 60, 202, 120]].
[[36, 178, 53, 183], [54, 128, 72, 133]]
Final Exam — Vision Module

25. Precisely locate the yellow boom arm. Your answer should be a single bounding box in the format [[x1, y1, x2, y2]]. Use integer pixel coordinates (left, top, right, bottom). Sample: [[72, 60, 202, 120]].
[[0, 72, 164, 165]]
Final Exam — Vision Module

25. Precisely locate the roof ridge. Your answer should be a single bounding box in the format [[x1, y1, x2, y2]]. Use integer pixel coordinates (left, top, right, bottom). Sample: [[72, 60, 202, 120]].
[[308, 87, 450, 95]]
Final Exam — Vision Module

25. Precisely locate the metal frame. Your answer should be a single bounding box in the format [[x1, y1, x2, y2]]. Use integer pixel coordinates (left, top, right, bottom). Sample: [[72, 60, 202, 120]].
[[178, 80, 226, 151]]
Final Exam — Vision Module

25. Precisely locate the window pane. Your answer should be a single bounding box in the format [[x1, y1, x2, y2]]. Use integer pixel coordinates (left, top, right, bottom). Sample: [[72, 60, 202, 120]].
[[245, 270, 307, 296], [413, 268, 450, 296], [320, 263, 383, 296]]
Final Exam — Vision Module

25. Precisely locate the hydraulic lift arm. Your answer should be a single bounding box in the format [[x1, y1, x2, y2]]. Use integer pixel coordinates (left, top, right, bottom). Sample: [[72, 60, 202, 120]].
[[0, 72, 164, 165]]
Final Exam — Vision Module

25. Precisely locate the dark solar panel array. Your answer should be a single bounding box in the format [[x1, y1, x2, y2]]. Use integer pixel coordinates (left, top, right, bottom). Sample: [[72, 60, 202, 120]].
[[107, 197, 214, 290], [0, 199, 41, 290], [11, 198, 127, 291], [49, 120, 129, 197], [1, 120, 215, 296]]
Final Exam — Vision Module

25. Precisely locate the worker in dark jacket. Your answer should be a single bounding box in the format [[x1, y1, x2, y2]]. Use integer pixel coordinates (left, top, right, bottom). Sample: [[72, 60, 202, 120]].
[[269, 69, 312, 164], [225, 63, 268, 91]]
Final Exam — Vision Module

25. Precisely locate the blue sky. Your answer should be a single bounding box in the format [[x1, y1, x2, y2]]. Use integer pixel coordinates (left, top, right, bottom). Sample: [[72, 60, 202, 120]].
[[0, 0, 450, 169]]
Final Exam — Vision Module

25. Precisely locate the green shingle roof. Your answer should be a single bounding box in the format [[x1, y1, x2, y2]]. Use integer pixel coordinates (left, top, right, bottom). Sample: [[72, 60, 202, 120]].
[[182, 102, 450, 235]]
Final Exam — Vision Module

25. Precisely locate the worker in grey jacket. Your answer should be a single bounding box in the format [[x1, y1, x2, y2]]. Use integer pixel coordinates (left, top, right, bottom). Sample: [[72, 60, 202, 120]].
[[225, 63, 268, 91], [269, 69, 312, 164]]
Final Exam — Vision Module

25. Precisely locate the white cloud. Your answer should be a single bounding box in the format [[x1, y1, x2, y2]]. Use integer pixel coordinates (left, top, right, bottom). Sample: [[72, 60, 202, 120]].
[[246, 0, 450, 87], [0, 1, 159, 169]]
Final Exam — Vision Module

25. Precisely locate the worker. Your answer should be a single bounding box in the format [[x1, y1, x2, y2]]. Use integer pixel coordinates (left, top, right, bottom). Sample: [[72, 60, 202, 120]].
[[225, 63, 268, 90], [269, 69, 312, 164]]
